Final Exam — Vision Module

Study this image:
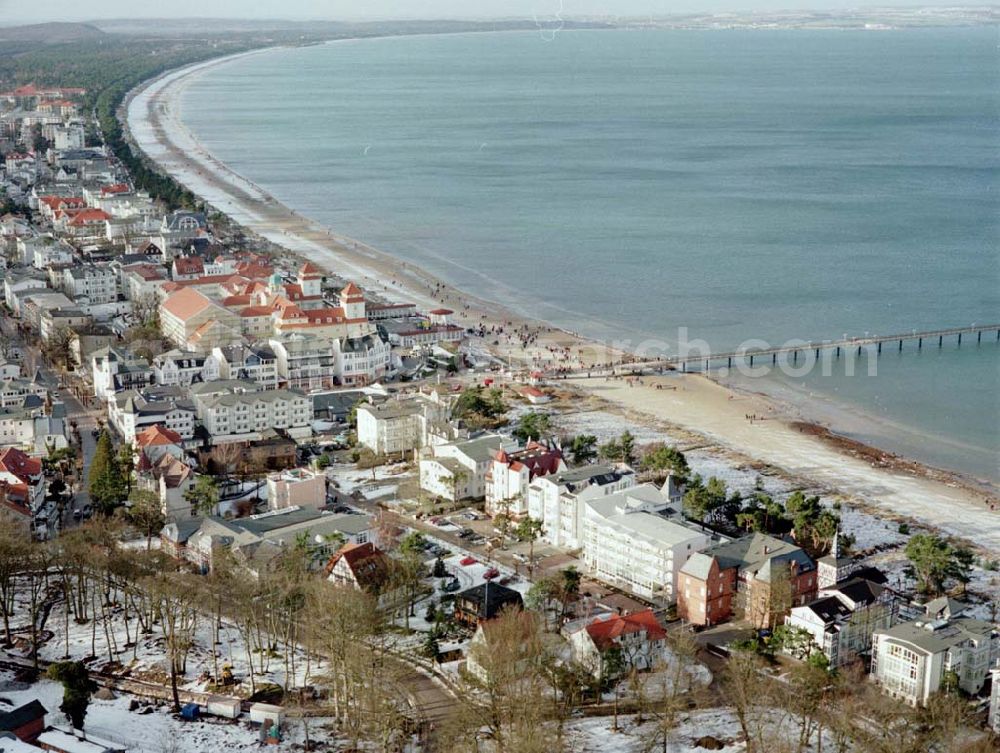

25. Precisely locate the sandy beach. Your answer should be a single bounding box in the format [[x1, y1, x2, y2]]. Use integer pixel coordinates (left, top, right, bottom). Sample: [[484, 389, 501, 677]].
[[125, 48, 999, 553], [125, 48, 620, 371]]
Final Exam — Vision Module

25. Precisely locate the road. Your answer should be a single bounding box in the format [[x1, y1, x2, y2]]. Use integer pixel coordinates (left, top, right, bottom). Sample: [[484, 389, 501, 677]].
[[54, 379, 101, 527]]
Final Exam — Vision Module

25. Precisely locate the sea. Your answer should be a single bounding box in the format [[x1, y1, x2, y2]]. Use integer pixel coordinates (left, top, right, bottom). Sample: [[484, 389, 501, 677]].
[[177, 28, 1000, 486]]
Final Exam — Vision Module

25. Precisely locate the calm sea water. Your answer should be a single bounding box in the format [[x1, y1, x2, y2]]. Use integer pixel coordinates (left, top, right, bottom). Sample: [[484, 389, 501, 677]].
[[180, 29, 1000, 484]]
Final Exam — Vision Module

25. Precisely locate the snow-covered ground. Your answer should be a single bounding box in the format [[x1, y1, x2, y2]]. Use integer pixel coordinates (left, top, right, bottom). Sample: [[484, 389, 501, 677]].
[[0, 670, 330, 753], [566, 708, 834, 753]]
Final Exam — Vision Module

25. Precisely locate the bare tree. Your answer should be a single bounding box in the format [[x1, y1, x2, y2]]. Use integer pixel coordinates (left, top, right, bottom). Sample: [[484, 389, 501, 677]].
[[720, 648, 774, 753], [145, 572, 200, 711], [444, 608, 563, 753]]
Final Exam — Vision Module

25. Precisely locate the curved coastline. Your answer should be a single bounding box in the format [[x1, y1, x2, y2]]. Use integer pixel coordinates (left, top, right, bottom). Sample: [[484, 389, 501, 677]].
[[124, 41, 999, 550]]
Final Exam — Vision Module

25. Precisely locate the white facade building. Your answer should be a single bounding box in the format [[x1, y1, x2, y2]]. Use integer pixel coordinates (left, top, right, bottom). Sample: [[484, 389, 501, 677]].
[[356, 391, 452, 456], [419, 435, 514, 502], [527, 464, 636, 550], [269, 334, 339, 391], [212, 344, 279, 389], [870, 617, 1000, 706], [785, 575, 896, 667], [989, 667, 1000, 733], [484, 441, 566, 517], [333, 332, 391, 386], [582, 483, 710, 601], [108, 386, 196, 444], [190, 381, 312, 443], [91, 345, 153, 399], [152, 349, 221, 387], [61, 265, 117, 304]]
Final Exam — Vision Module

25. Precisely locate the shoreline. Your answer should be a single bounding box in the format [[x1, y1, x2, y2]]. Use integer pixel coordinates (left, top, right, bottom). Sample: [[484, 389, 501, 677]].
[[124, 44, 998, 549]]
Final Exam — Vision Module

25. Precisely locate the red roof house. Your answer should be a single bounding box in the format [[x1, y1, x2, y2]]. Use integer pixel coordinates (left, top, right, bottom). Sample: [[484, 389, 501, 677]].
[[572, 609, 669, 677]]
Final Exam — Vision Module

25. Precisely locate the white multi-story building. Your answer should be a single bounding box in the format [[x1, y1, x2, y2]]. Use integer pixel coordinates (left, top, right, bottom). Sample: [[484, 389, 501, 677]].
[[18, 235, 75, 269], [527, 464, 636, 550], [270, 334, 338, 391], [356, 391, 452, 456], [212, 344, 279, 389], [152, 349, 222, 387], [0, 406, 42, 449], [108, 386, 196, 444], [119, 262, 167, 302], [3, 271, 48, 312], [870, 616, 1000, 706], [190, 381, 311, 443], [0, 377, 47, 409], [334, 332, 391, 386], [582, 483, 710, 602], [419, 435, 515, 502], [989, 667, 1000, 733], [785, 574, 896, 667], [91, 345, 154, 399], [53, 124, 85, 150], [62, 265, 117, 304], [484, 441, 566, 517]]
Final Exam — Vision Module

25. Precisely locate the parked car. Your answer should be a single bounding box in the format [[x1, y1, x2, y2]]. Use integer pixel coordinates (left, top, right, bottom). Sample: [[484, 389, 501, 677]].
[[482, 567, 499, 580], [460, 556, 478, 566], [442, 579, 461, 593]]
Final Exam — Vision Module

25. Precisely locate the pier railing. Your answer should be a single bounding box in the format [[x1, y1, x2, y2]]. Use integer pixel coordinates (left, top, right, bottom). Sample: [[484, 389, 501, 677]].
[[556, 323, 1000, 376]]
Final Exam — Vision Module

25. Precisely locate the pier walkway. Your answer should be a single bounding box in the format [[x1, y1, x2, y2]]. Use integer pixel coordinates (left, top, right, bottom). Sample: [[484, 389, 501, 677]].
[[560, 323, 1000, 376]]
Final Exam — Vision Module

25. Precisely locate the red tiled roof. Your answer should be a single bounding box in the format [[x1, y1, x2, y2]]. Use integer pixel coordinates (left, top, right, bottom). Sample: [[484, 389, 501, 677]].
[[0, 447, 42, 484], [129, 266, 166, 281], [239, 306, 273, 318], [40, 196, 85, 209], [68, 209, 111, 226], [101, 183, 130, 195], [324, 542, 390, 591], [0, 482, 31, 513], [173, 256, 204, 276], [340, 282, 363, 300], [222, 294, 252, 307], [495, 443, 562, 479], [135, 424, 183, 448], [299, 261, 323, 278], [585, 609, 667, 651], [161, 287, 214, 322], [429, 308, 453, 315], [234, 262, 273, 280]]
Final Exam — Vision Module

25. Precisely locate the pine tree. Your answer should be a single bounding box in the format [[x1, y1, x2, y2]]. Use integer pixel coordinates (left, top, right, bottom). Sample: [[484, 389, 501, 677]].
[[47, 661, 95, 731], [88, 430, 125, 515]]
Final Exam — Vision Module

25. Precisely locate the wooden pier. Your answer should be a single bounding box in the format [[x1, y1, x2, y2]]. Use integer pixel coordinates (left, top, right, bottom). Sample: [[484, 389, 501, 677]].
[[564, 324, 1000, 377]]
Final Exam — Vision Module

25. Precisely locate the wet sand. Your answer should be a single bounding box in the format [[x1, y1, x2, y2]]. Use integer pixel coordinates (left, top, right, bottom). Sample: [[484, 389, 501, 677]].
[[126, 47, 999, 552]]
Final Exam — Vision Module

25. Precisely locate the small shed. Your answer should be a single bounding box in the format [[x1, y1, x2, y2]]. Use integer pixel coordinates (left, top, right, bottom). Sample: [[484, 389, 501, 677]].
[[204, 696, 242, 719], [0, 699, 47, 742], [249, 703, 285, 727]]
